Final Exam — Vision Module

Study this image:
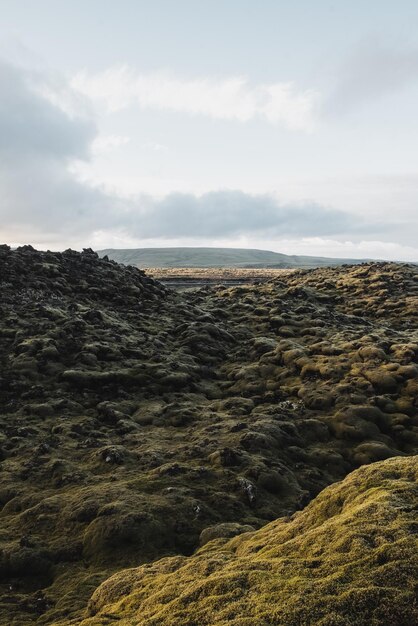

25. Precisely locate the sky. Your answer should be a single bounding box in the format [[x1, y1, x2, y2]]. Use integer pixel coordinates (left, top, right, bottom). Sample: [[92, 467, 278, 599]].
[[0, 0, 417, 260]]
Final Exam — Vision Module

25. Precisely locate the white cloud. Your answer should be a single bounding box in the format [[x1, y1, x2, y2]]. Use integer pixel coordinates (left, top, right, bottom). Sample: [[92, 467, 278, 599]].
[[91, 134, 130, 155], [0, 61, 359, 245], [143, 141, 169, 152], [2, 56, 416, 262], [71, 66, 319, 132]]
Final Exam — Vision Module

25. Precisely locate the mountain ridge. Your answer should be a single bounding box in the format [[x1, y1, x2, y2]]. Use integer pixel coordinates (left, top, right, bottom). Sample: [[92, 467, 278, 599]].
[[97, 246, 370, 269]]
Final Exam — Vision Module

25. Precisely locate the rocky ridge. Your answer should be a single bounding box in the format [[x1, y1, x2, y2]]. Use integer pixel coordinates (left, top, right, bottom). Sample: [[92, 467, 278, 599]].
[[0, 245, 417, 624]]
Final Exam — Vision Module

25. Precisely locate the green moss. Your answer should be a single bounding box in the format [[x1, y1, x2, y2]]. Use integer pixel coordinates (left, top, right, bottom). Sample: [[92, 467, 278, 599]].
[[77, 457, 418, 626]]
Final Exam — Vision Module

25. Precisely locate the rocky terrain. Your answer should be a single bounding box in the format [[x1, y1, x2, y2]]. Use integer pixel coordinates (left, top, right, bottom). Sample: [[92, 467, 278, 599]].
[[0, 245, 417, 625]]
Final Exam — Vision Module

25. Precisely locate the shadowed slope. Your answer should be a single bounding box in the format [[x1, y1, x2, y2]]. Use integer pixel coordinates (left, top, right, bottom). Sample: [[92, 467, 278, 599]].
[[81, 456, 418, 626]]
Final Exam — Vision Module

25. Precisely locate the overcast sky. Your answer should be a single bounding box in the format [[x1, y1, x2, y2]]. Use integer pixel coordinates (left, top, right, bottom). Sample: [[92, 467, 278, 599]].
[[1, 0, 417, 260]]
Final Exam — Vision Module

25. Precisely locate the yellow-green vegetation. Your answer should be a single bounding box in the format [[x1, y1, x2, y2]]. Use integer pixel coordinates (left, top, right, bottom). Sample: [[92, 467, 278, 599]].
[[0, 245, 417, 624], [147, 266, 297, 291], [147, 267, 294, 279], [77, 456, 418, 626]]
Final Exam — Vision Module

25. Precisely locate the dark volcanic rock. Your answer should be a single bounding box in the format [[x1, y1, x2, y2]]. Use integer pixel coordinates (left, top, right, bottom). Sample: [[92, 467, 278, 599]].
[[0, 249, 417, 624]]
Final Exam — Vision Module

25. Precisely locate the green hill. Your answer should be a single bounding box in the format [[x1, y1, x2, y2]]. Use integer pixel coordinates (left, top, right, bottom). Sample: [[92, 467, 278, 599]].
[[97, 247, 367, 268]]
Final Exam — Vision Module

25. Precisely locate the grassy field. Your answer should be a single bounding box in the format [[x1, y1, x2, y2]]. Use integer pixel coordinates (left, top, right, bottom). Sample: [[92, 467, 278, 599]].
[[147, 267, 297, 281]]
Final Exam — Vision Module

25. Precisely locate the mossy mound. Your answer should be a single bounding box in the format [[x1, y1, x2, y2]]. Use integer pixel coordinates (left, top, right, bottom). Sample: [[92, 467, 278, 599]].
[[80, 456, 418, 626]]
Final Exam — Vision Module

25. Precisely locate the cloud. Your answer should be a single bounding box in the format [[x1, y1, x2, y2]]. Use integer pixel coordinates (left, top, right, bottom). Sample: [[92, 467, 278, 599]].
[[71, 66, 319, 132], [142, 142, 169, 153], [0, 59, 94, 162], [0, 59, 356, 246], [1, 57, 415, 262], [0, 58, 117, 241], [125, 191, 361, 240], [91, 134, 130, 155], [326, 40, 418, 113]]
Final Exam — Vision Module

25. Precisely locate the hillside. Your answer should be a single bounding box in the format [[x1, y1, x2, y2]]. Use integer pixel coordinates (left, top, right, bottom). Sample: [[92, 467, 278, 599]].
[[0, 244, 417, 624], [97, 247, 367, 269]]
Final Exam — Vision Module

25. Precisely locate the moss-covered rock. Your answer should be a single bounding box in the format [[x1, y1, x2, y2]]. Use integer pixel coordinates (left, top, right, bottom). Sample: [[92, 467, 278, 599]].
[[0, 251, 417, 624], [82, 456, 418, 626]]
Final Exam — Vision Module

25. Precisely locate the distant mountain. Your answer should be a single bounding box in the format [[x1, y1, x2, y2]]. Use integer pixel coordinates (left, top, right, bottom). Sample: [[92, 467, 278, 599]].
[[97, 247, 368, 269]]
